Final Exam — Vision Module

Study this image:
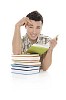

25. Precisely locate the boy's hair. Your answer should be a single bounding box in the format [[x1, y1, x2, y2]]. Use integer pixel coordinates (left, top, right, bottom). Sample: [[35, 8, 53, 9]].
[[26, 11, 43, 24]]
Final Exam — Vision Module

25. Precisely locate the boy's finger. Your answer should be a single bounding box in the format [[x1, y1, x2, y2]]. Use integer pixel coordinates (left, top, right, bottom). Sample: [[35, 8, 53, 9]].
[[56, 35, 59, 41], [26, 17, 32, 24], [53, 35, 59, 41]]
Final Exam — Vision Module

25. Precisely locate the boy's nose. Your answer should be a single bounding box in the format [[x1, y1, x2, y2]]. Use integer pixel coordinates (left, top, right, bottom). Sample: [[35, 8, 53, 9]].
[[33, 28, 36, 34]]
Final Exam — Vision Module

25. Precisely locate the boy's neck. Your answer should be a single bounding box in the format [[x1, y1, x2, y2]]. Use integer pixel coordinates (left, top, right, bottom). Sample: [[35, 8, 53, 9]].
[[29, 38, 37, 44]]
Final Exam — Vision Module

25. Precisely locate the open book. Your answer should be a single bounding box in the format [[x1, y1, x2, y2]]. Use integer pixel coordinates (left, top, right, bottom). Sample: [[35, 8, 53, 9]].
[[27, 42, 50, 55]]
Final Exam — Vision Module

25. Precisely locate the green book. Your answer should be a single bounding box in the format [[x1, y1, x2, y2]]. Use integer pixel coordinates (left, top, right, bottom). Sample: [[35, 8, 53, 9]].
[[27, 43, 50, 55]]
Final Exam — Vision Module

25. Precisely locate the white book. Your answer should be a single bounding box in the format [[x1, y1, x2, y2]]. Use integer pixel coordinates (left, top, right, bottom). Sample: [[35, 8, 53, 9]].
[[13, 60, 39, 63], [11, 69, 40, 75], [12, 54, 39, 57], [12, 62, 41, 66], [12, 57, 40, 61]]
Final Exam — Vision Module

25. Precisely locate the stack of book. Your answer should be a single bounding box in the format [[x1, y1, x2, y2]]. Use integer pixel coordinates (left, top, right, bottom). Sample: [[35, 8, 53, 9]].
[[11, 54, 41, 75]]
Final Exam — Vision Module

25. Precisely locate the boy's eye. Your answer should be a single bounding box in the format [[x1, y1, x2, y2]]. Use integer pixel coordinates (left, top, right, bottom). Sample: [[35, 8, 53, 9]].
[[29, 26, 33, 28], [37, 27, 40, 29], [37, 26, 41, 29]]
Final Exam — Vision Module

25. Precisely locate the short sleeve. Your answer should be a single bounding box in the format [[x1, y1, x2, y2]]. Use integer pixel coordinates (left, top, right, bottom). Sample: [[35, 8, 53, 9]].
[[37, 34, 51, 45]]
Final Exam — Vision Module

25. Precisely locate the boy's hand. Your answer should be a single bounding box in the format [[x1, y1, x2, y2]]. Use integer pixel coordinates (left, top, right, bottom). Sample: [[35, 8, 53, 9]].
[[49, 36, 58, 50], [15, 17, 32, 27]]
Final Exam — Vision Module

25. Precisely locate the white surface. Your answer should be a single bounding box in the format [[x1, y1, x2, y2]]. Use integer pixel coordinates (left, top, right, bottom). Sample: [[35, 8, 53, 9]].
[[0, 0, 66, 100]]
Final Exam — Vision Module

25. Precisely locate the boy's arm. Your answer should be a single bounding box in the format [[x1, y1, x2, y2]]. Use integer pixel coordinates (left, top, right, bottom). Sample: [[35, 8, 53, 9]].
[[41, 38, 57, 71], [12, 24, 22, 55], [12, 17, 32, 55], [41, 48, 53, 71]]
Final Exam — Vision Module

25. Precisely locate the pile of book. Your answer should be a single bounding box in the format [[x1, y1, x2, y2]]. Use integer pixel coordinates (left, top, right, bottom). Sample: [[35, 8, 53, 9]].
[[11, 54, 41, 75]]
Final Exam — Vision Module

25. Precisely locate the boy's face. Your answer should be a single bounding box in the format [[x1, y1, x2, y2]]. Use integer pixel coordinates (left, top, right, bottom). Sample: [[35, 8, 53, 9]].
[[25, 20, 42, 41]]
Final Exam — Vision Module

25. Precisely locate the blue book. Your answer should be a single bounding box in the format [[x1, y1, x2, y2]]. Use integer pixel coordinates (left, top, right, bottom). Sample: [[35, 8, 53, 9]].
[[11, 68, 40, 75]]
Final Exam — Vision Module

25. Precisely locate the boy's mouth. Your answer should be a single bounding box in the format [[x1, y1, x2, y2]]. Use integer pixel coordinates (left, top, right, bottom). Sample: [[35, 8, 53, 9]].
[[31, 34, 36, 37], [30, 33, 37, 37]]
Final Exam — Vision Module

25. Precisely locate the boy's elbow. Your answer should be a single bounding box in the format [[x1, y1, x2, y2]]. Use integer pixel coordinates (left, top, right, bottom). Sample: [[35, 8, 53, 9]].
[[42, 64, 51, 71], [43, 67, 49, 71], [12, 49, 21, 55], [12, 46, 22, 55]]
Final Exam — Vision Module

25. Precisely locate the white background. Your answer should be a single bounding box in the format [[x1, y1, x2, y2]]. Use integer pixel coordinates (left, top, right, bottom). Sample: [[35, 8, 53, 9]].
[[0, 0, 66, 100]]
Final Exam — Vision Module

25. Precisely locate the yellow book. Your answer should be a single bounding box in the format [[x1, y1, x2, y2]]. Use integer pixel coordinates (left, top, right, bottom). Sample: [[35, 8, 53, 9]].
[[27, 42, 50, 55]]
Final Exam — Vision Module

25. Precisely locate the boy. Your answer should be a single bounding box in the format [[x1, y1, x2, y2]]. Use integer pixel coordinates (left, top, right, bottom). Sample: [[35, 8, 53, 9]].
[[12, 11, 57, 71]]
